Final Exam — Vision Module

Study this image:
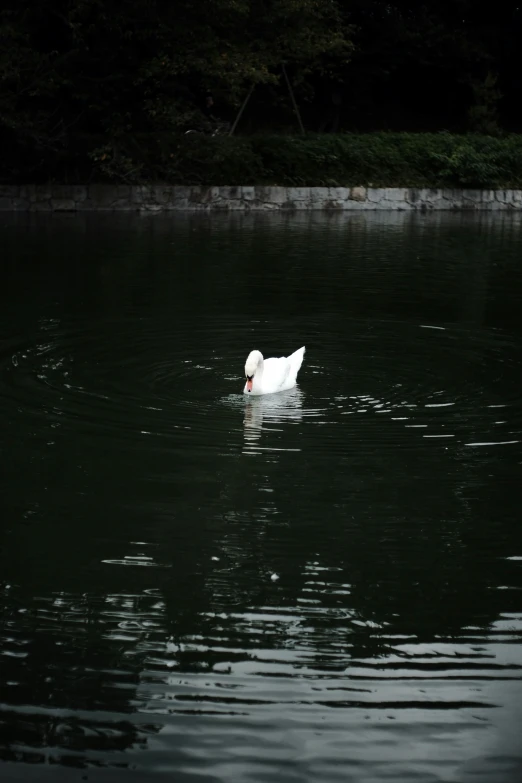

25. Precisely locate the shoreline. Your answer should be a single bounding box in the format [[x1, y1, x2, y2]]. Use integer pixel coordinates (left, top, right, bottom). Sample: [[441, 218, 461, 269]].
[[1, 185, 522, 212]]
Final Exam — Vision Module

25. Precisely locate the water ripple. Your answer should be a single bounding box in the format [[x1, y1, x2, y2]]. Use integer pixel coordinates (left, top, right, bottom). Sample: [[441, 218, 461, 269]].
[[2, 213, 522, 782]]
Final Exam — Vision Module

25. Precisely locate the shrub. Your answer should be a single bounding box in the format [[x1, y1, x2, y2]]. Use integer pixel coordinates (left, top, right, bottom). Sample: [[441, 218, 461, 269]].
[[5, 131, 522, 188]]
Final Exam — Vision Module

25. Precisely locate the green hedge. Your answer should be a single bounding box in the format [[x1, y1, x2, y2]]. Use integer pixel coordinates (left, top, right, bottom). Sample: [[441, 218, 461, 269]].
[[7, 132, 522, 187], [87, 132, 522, 188]]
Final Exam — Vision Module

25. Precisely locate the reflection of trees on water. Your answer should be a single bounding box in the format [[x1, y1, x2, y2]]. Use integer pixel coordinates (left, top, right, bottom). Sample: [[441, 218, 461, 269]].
[[0, 476, 517, 767], [0, 586, 163, 767], [4, 211, 522, 334], [2, 367, 519, 712], [200, 386, 518, 646]]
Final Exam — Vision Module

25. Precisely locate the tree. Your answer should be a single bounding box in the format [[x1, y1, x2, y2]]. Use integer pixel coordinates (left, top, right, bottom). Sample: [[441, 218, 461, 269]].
[[0, 0, 353, 142]]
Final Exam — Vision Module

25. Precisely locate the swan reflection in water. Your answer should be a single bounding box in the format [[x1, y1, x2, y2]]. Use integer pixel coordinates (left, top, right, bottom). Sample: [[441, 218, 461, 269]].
[[243, 387, 304, 453]]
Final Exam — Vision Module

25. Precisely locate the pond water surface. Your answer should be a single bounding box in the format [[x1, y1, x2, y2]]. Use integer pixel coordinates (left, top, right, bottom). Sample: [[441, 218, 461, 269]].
[[1, 212, 522, 783]]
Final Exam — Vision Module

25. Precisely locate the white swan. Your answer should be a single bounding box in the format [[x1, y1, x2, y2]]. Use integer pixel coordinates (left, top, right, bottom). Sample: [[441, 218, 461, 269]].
[[243, 347, 305, 395]]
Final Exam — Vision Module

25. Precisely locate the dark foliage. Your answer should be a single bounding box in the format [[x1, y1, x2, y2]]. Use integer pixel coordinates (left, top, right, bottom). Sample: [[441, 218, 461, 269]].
[[1, 1, 521, 183]]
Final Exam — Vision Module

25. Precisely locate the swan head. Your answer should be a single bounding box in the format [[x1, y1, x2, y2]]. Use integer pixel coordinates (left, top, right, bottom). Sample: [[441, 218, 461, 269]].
[[244, 350, 263, 393]]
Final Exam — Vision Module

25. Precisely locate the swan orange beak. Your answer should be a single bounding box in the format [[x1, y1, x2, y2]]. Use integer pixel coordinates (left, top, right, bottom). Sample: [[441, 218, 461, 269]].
[[246, 378, 253, 392]]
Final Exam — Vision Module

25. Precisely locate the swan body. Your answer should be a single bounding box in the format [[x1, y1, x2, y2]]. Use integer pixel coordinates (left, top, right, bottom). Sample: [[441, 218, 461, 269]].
[[243, 346, 305, 396]]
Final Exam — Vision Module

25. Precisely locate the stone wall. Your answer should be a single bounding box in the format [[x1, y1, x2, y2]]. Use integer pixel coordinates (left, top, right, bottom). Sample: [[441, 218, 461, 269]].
[[1, 184, 522, 211]]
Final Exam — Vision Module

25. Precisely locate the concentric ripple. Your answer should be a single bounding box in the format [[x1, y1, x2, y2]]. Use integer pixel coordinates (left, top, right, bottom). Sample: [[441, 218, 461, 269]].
[[2, 315, 521, 459]]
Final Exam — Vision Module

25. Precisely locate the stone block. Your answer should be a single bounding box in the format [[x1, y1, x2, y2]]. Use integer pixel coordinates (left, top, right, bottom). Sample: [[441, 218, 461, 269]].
[[132, 185, 159, 205], [51, 199, 77, 211], [212, 185, 238, 203], [252, 185, 269, 204], [350, 186, 367, 201], [13, 199, 30, 210], [323, 187, 349, 204], [194, 186, 213, 204], [408, 187, 421, 203], [494, 189, 509, 203], [110, 198, 135, 210], [368, 187, 402, 203], [367, 188, 382, 203], [31, 200, 52, 211], [74, 186, 88, 202], [477, 189, 494, 204], [170, 186, 190, 208], [0, 186, 19, 198], [89, 184, 129, 207], [0, 197, 17, 210], [440, 189, 461, 205], [290, 187, 311, 202], [139, 203, 163, 212], [462, 189, 483, 204], [266, 187, 287, 205], [148, 185, 173, 204], [32, 186, 53, 202], [186, 187, 204, 205], [50, 185, 87, 202], [241, 186, 256, 202], [310, 188, 329, 207]]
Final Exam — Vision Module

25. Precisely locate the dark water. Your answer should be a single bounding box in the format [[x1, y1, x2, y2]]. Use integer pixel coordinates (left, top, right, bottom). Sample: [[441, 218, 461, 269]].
[[1, 212, 522, 783]]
